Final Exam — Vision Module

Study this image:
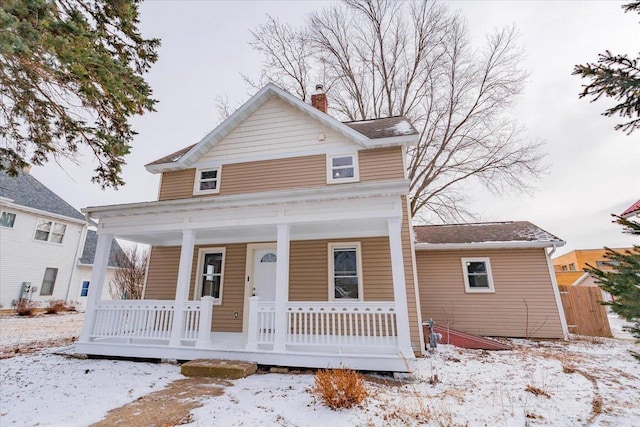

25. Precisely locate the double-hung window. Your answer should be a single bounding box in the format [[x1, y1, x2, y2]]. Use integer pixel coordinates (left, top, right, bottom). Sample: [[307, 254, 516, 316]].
[[40, 268, 58, 296], [195, 248, 225, 304], [194, 167, 221, 194], [329, 242, 363, 300], [0, 211, 16, 228], [34, 219, 67, 243], [461, 258, 494, 293], [327, 154, 359, 183]]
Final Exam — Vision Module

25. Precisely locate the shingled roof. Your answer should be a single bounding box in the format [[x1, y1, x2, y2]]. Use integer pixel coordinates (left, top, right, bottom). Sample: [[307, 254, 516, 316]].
[[78, 230, 126, 267], [414, 221, 564, 246], [0, 169, 85, 222], [343, 116, 418, 139]]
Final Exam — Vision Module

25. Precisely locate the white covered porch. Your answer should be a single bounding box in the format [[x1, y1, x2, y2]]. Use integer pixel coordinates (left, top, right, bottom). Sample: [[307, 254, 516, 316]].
[[76, 181, 417, 372]]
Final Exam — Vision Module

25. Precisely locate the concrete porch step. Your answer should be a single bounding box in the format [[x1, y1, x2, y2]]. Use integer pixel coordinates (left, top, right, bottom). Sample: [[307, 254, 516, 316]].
[[181, 359, 258, 379]]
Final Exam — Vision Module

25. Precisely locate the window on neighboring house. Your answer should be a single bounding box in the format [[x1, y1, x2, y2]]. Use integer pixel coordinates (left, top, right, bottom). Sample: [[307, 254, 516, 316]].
[[196, 248, 225, 303], [327, 154, 359, 183], [34, 219, 67, 243], [561, 265, 568, 272], [461, 258, 495, 293], [194, 167, 221, 194], [329, 243, 363, 300], [0, 211, 16, 228], [568, 263, 576, 271], [80, 281, 90, 297], [40, 268, 58, 296]]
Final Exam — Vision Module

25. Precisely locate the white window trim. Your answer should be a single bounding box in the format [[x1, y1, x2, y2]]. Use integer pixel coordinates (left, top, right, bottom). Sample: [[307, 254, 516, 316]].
[[193, 247, 226, 305], [33, 218, 67, 244], [461, 257, 495, 293], [0, 210, 16, 228], [328, 242, 364, 301], [193, 166, 222, 195], [326, 153, 359, 184]]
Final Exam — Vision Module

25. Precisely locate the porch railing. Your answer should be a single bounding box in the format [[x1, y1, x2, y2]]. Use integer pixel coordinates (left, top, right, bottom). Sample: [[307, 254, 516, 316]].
[[90, 298, 213, 346], [246, 297, 398, 351]]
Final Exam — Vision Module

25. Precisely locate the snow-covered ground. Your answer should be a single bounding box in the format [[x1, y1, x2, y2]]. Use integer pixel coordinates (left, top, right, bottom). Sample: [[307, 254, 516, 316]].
[[1, 313, 638, 426], [0, 312, 84, 348]]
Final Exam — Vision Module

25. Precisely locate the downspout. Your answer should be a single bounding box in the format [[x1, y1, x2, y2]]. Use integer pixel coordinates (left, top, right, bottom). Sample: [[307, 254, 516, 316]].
[[546, 243, 570, 339]]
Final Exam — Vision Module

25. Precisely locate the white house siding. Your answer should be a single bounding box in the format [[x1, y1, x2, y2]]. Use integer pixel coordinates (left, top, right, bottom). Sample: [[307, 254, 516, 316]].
[[0, 207, 85, 308], [195, 96, 358, 165], [70, 265, 116, 310]]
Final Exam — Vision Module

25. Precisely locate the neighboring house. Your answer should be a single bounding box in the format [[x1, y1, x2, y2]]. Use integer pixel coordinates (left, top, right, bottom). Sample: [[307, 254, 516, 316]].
[[72, 230, 126, 309], [553, 248, 633, 288], [414, 222, 568, 339], [76, 84, 567, 371], [0, 168, 88, 308], [620, 199, 640, 220]]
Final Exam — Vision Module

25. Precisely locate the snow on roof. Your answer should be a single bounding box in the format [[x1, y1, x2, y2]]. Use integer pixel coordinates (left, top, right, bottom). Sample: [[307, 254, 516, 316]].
[[343, 116, 418, 139], [413, 221, 564, 245]]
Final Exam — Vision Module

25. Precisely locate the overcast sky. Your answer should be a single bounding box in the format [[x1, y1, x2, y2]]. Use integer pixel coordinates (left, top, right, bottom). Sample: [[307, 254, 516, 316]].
[[29, 0, 639, 256]]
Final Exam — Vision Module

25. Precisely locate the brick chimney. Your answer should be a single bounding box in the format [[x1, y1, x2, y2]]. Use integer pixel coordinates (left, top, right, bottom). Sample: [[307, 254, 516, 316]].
[[311, 84, 328, 113]]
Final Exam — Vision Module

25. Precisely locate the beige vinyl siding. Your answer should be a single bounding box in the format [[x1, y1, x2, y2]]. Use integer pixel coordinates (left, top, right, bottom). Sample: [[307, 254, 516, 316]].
[[401, 197, 422, 351], [359, 147, 405, 181], [288, 237, 394, 302], [158, 147, 406, 201], [144, 244, 247, 333], [415, 248, 564, 339], [196, 96, 355, 162]]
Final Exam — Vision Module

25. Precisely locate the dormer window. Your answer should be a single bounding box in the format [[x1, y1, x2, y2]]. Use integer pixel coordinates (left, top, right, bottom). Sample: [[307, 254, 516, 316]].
[[194, 167, 221, 195], [327, 154, 359, 184]]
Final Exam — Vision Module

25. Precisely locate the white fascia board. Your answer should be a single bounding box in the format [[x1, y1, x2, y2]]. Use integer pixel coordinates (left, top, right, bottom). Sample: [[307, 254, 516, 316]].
[[0, 196, 15, 204], [145, 83, 372, 174], [414, 240, 566, 250], [366, 134, 420, 147], [1, 201, 87, 225], [572, 272, 591, 287], [84, 179, 410, 219]]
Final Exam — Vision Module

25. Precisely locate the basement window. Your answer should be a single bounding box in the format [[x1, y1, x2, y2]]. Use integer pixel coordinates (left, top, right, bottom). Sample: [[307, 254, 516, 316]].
[[194, 167, 221, 195], [461, 258, 495, 293], [327, 154, 359, 184]]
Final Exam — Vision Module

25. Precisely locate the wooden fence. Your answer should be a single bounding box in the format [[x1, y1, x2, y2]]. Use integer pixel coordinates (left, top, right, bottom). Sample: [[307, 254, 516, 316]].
[[559, 285, 612, 337]]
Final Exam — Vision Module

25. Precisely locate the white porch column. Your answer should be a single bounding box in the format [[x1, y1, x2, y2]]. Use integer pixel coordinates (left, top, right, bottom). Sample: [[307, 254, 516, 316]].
[[169, 229, 196, 346], [387, 218, 414, 358], [79, 233, 114, 342], [196, 296, 214, 348], [273, 224, 290, 352]]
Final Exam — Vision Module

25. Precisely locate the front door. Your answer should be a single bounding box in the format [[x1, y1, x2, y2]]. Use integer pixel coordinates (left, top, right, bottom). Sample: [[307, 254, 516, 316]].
[[252, 248, 277, 301]]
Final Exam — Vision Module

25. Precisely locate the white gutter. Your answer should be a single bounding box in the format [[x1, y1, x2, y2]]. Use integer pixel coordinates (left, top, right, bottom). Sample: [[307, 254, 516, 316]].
[[65, 224, 89, 302], [545, 245, 570, 339], [0, 200, 87, 225], [415, 240, 566, 250], [83, 179, 410, 219]]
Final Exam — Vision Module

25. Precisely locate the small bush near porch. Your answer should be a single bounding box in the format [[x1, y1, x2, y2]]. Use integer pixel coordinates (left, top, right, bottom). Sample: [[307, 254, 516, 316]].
[[313, 368, 369, 409]]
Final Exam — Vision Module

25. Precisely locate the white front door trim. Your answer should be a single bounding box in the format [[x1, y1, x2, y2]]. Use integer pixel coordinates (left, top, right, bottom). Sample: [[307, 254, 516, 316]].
[[243, 242, 277, 334]]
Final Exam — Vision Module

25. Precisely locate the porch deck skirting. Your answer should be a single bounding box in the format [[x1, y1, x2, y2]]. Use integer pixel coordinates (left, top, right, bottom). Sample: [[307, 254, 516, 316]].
[[78, 298, 412, 371]]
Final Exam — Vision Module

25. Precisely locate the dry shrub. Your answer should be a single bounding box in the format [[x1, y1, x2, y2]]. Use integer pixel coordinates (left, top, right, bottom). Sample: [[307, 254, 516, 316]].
[[45, 299, 66, 314], [15, 299, 37, 316], [313, 368, 369, 409], [65, 300, 78, 312], [525, 384, 551, 398]]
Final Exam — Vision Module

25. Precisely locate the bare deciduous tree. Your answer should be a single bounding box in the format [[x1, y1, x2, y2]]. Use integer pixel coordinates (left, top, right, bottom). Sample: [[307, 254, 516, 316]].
[[109, 247, 148, 300], [247, 0, 544, 221]]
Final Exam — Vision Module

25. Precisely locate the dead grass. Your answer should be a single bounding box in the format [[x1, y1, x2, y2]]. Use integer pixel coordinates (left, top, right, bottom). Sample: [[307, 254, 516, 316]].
[[312, 368, 369, 409], [525, 384, 551, 398], [45, 300, 67, 314], [15, 299, 37, 316]]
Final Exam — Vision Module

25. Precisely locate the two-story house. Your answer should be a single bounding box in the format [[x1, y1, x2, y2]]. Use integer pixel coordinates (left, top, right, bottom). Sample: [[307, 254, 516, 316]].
[[0, 169, 123, 309], [76, 84, 568, 371]]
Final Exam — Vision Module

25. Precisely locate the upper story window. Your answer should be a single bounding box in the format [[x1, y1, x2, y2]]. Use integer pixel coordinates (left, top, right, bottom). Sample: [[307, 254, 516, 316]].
[[0, 211, 16, 228], [193, 167, 221, 195], [461, 258, 495, 293], [328, 242, 363, 300], [34, 219, 66, 244], [327, 154, 359, 184]]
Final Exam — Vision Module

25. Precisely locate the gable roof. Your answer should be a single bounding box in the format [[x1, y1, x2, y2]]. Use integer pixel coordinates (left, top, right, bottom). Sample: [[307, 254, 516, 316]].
[[414, 221, 564, 249], [621, 199, 640, 218], [0, 169, 86, 222], [145, 83, 419, 173], [78, 230, 126, 267]]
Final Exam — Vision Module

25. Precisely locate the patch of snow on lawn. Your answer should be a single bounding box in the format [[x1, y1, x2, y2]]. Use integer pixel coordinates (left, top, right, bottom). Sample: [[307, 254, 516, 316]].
[[609, 312, 636, 340], [0, 312, 84, 348], [0, 351, 182, 426]]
